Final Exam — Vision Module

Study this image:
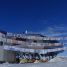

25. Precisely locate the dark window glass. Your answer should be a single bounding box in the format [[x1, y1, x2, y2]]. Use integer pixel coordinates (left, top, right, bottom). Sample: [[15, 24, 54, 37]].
[[12, 43, 20, 45], [43, 40, 49, 43], [43, 40, 59, 43], [16, 38, 26, 41], [49, 40, 59, 43], [33, 40, 37, 43], [0, 41, 3, 46]]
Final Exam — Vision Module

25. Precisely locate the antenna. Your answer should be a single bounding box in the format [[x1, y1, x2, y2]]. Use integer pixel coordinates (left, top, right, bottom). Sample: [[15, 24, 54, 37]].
[[25, 30, 28, 34]]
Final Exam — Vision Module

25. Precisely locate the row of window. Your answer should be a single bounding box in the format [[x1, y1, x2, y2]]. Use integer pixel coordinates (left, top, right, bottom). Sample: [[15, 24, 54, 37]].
[[0, 38, 59, 46], [15, 37, 59, 43]]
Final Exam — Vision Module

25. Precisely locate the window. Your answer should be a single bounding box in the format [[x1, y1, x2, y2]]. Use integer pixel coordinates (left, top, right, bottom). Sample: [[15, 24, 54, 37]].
[[43, 40, 59, 43], [33, 40, 37, 43], [12, 43, 20, 45], [0, 41, 3, 46], [43, 40, 49, 43], [16, 38, 26, 41], [49, 40, 59, 43]]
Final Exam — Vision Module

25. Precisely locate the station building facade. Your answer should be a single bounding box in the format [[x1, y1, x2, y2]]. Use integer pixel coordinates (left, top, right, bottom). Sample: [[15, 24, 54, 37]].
[[0, 31, 63, 63]]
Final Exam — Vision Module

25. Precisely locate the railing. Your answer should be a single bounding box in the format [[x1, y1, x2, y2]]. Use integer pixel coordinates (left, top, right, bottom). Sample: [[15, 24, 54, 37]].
[[3, 45, 65, 54]]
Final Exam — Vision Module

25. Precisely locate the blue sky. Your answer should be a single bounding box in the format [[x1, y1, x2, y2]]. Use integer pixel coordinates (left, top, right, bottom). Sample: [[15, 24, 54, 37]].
[[0, 0, 67, 33], [0, 0, 67, 56]]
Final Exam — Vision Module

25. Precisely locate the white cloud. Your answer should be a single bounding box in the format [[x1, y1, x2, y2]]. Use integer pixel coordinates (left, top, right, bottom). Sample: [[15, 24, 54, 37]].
[[41, 25, 67, 37]]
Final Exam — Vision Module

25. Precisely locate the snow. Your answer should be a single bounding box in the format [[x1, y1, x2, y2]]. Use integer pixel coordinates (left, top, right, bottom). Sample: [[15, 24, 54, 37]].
[[0, 62, 66, 67], [49, 57, 67, 62]]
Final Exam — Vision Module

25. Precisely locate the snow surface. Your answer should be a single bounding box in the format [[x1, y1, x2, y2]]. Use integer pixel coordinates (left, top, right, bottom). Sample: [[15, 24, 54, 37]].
[[0, 62, 67, 67], [49, 57, 67, 62]]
